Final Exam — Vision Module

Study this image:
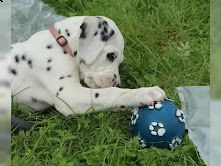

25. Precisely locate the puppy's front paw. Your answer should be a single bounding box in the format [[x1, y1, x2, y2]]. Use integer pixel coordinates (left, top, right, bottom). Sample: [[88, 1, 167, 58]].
[[134, 86, 167, 106]]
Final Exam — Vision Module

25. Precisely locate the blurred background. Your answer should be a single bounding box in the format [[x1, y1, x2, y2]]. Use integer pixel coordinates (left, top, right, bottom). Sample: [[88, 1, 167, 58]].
[[211, 0, 221, 165], [211, 0, 221, 99], [210, 0, 221, 99], [0, 0, 11, 165]]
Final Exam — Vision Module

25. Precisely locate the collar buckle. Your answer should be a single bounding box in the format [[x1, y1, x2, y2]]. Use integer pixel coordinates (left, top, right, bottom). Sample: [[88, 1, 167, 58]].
[[56, 35, 68, 47]]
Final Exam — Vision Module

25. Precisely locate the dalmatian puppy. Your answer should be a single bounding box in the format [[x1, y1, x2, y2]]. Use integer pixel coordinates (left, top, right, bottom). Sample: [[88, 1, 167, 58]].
[[11, 16, 166, 116]]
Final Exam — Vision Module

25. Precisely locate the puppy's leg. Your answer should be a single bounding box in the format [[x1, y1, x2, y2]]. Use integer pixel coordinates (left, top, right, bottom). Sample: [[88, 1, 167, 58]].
[[52, 84, 166, 116]]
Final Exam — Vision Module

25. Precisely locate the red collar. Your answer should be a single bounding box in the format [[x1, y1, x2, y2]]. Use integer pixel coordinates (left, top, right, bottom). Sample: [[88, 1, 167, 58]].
[[49, 25, 73, 57]]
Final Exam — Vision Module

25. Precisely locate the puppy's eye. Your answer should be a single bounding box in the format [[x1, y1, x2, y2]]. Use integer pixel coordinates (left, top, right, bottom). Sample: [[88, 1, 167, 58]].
[[107, 52, 117, 62]]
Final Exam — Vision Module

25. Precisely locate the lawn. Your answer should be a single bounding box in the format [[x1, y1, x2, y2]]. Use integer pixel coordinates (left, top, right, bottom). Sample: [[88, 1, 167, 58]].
[[11, 0, 209, 165]]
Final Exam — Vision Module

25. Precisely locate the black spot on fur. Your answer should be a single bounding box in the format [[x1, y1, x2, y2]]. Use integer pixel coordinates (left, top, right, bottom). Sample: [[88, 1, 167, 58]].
[[74, 51, 78, 56], [59, 76, 64, 80], [65, 29, 70, 37], [95, 93, 99, 98], [80, 31, 86, 38], [10, 69, 17, 75], [46, 67, 51, 71], [46, 45, 52, 49], [107, 52, 116, 62], [98, 22, 102, 29], [47, 59, 52, 63], [59, 75, 72, 79], [103, 21, 108, 26], [14, 55, 19, 63], [101, 31, 105, 36], [80, 22, 87, 31], [103, 26, 108, 33], [80, 22, 87, 39], [94, 31, 98, 36], [63, 50, 67, 54], [56, 87, 63, 96], [58, 29, 61, 34], [101, 35, 109, 42], [120, 105, 126, 109], [27, 59, 32, 68], [109, 30, 115, 37], [21, 55, 26, 61], [59, 87, 63, 91]]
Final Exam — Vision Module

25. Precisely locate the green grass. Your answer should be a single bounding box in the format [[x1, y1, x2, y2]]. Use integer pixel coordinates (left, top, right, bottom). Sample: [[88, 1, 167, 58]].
[[12, 0, 209, 165]]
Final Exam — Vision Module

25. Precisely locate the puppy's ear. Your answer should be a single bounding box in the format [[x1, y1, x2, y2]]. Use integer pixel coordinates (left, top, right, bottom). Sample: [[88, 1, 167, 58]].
[[78, 16, 113, 65]]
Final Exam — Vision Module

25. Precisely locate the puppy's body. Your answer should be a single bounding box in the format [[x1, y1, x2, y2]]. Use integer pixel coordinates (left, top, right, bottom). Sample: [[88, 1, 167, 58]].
[[11, 16, 166, 116]]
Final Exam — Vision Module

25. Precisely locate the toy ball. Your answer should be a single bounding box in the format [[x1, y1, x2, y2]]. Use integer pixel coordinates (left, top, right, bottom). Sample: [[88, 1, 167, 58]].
[[131, 99, 185, 150]]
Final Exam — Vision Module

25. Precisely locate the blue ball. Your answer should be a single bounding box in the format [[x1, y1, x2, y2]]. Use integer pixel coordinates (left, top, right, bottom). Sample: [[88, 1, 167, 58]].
[[131, 99, 185, 150]]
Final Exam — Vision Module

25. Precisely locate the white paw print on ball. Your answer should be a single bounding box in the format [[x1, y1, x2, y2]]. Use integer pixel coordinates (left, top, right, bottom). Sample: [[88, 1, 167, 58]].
[[176, 109, 185, 123], [148, 102, 163, 110], [169, 137, 182, 150], [148, 122, 166, 136], [131, 108, 139, 125]]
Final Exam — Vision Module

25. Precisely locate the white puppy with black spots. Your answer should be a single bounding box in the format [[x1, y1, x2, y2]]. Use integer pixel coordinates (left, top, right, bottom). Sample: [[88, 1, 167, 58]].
[[11, 16, 166, 116]]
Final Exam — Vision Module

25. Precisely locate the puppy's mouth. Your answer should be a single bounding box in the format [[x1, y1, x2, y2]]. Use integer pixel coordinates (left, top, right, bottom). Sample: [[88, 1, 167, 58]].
[[80, 80, 90, 88], [80, 80, 119, 88], [80, 80, 101, 88]]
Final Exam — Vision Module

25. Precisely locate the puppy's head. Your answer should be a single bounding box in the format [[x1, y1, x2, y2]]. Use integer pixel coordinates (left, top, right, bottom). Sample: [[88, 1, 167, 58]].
[[77, 16, 124, 88]]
